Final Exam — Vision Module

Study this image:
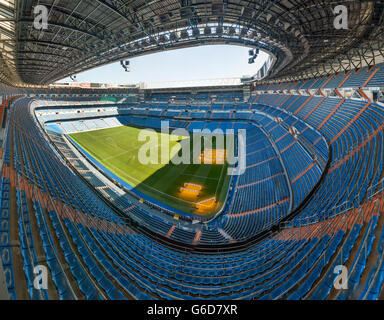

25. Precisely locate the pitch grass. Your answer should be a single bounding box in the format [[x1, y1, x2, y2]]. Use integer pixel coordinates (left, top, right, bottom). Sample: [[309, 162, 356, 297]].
[[69, 126, 231, 217]]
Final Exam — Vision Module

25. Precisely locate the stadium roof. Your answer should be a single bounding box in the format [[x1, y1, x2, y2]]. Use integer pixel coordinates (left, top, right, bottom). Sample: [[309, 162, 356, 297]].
[[3, 0, 384, 86]]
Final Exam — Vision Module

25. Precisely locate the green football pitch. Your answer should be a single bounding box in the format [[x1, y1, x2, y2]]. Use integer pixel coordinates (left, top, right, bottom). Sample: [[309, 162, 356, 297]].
[[69, 125, 231, 217]]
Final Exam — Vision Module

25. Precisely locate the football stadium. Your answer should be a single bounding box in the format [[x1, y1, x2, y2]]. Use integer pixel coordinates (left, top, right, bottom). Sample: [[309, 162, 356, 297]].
[[1, 0, 384, 304]]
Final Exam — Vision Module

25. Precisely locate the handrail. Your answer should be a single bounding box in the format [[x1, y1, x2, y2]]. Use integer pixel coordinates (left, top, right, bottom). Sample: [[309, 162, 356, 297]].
[[15, 176, 46, 300], [15, 123, 78, 299], [30, 182, 78, 299], [43, 186, 108, 300]]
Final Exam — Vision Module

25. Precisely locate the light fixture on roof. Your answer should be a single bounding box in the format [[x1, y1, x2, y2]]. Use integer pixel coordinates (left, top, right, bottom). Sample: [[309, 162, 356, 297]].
[[120, 60, 130, 72], [169, 32, 178, 41], [159, 34, 168, 43], [216, 26, 223, 35], [180, 7, 193, 19], [248, 48, 259, 64], [159, 14, 169, 23], [204, 26, 211, 35], [241, 7, 253, 18], [180, 29, 189, 39], [240, 28, 248, 37], [192, 28, 200, 37], [228, 26, 236, 36]]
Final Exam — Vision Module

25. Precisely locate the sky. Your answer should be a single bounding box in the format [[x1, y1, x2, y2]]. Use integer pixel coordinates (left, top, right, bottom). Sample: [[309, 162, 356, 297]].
[[58, 45, 269, 85]]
